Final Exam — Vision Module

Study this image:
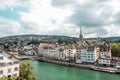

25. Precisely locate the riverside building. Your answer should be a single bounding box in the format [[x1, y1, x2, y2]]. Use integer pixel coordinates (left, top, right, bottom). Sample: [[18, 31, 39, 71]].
[[38, 27, 112, 66]]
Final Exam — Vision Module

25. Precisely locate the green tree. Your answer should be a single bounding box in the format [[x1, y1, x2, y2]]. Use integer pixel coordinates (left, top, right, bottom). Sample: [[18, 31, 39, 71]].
[[0, 76, 14, 80], [27, 40, 40, 45], [89, 40, 96, 45], [17, 61, 36, 80], [111, 43, 120, 57], [58, 38, 64, 44]]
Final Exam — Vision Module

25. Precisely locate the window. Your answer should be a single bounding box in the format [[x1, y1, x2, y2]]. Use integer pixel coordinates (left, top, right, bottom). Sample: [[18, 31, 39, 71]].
[[0, 63, 4, 67], [8, 56, 12, 59], [8, 69, 11, 73], [8, 62, 12, 65], [14, 73, 17, 77], [88, 56, 90, 58], [0, 70, 3, 74], [0, 57, 3, 60], [91, 56, 93, 58], [14, 67, 18, 71], [14, 61, 19, 64]]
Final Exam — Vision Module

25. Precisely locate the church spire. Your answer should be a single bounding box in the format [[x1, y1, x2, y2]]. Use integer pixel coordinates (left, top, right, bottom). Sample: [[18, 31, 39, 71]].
[[79, 27, 83, 39]]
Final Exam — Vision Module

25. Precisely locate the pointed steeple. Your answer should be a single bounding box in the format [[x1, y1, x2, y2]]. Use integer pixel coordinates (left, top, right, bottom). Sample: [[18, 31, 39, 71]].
[[79, 27, 83, 39]]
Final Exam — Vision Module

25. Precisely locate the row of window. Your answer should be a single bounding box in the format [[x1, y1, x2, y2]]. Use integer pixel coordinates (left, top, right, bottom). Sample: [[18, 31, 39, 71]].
[[0, 67, 18, 74], [0, 61, 19, 67], [0, 56, 13, 60], [82, 59, 94, 61], [83, 53, 94, 55], [82, 56, 94, 58], [99, 60, 110, 63]]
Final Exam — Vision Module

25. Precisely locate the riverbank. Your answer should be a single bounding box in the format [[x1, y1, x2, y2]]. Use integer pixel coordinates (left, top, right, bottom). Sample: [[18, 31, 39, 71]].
[[37, 59, 120, 74], [20, 56, 120, 74], [32, 61, 120, 80]]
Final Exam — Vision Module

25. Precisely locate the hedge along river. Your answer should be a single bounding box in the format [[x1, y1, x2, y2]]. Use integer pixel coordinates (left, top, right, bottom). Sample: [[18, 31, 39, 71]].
[[32, 61, 120, 80]]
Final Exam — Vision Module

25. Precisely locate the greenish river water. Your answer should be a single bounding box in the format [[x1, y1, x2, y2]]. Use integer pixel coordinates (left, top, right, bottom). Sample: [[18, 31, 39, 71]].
[[32, 61, 120, 80]]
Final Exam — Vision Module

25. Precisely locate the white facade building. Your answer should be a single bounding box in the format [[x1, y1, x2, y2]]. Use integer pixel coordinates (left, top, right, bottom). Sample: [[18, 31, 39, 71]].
[[22, 45, 37, 56], [116, 62, 120, 68], [0, 51, 19, 78], [75, 46, 99, 64]]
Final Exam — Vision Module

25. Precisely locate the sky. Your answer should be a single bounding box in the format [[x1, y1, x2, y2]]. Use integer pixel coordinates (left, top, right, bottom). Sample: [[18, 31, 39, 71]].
[[0, 0, 120, 38]]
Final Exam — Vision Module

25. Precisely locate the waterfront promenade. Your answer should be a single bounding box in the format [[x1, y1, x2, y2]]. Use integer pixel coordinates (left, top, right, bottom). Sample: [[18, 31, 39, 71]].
[[41, 59, 119, 74], [20, 55, 120, 74]]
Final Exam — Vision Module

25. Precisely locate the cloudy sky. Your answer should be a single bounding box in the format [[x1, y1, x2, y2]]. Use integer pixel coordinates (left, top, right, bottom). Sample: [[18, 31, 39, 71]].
[[0, 0, 120, 38]]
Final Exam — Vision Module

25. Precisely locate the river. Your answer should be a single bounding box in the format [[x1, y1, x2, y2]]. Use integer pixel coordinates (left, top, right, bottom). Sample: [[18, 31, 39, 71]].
[[32, 61, 120, 80]]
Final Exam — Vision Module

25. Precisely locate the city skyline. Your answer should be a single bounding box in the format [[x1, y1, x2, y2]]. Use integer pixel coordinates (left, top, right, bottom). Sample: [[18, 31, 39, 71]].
[[0, 0, 120, 38]]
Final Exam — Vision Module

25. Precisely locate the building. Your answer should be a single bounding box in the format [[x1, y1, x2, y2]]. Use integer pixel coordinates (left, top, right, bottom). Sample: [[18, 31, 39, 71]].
[[116, 62, 120, 69], [54, 46, 66, 61], [38, 43, 48, 57], [98, 44, 112, 66], [79, 46, 99, 63], [58, 47, 66, 61], [0, 50, 19, 78], [65, 46, 76, 62], [38, 43, 56, 59], [22, 45, 37, 56], [76, 46, 82, 63]]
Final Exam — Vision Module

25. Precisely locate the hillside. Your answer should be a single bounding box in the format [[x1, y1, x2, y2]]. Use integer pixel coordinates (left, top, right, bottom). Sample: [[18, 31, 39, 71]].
[[0, 34, 120, 42], [0, 34, 73, 39]]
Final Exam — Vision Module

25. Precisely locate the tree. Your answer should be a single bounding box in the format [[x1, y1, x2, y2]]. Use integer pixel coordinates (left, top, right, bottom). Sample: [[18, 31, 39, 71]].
[[111, 43, 120, 57], [0, 76, 14, 80], [90, 40, 96, 45], [27, 40, 40, 45], [17, 61, 36, 80], [58, 38, 64, 44]]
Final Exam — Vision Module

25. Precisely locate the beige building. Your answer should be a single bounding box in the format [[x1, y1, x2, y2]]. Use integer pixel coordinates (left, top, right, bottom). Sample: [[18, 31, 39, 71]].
[[98, 44, 112, 66], [38, 43, 56, 59]]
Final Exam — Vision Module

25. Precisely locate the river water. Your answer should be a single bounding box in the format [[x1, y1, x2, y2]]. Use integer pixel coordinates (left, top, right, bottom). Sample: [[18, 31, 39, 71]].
[[32, 61, 120, 80]]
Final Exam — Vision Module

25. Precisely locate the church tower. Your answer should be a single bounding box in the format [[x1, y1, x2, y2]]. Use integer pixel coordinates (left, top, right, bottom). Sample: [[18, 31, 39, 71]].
[[79, 27, 83, 39]]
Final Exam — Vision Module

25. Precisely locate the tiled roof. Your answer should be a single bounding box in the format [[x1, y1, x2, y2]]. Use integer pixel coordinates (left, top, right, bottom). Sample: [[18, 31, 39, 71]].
[[5, 51, 19, 60], [40, 43, 56, 49], [59, 48, 64, 51]]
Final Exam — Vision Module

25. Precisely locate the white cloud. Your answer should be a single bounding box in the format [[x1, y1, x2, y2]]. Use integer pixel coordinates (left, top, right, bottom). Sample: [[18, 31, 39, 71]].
[[103, 25, 120, 37], [0, 0, 15, 10], [0, 17, 21, 37], [0, 0, 120, 38], [19, 0, 73, 35]]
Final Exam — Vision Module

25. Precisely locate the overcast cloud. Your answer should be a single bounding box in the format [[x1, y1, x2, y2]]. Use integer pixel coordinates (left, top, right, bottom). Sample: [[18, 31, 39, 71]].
[[0, 0, 120, 38]]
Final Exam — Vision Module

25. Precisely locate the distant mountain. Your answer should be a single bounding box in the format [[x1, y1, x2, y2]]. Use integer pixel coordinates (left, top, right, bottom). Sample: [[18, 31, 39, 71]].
[[86, 37, 120, 42], [103, 37, 120, 41], [0, 34, 120, 42], [0, 34, 74, 40]]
